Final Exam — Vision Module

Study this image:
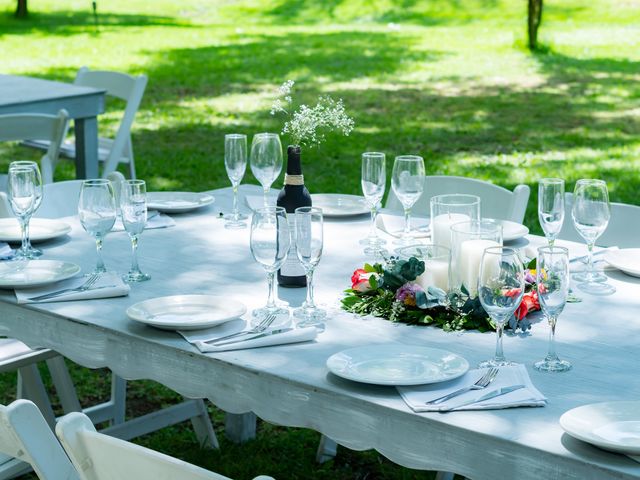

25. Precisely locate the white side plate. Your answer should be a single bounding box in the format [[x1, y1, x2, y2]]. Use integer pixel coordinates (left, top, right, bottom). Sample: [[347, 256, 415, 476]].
[[0, 260, 81, 289], [146, 192, 215, 213], [560, 401, 640, 456], [497, 220, 529, 242], [126, 295, 247, 330], [311, 194, 369, 217], [327, 344, 469, 386], [0, 218, 71, 243], [605, 249, 640, 277]]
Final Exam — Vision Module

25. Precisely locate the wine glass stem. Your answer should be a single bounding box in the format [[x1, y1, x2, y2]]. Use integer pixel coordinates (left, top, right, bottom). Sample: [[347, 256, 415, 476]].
[[19, 216, 29, 253], [263, 188, 269, 208], [266, 271, 276, 308], [95, 236, 106, 273], [232, 184, 239, 219], [494, 322, 506, 362], [369, 207, 378, 240], [305, 269, 316, 308], [403, 208, 411, 236], [129, 234, 140, 273], [585, 241, 595, 280], [548, 238, 555, 247], [546, 316, 559, 361]]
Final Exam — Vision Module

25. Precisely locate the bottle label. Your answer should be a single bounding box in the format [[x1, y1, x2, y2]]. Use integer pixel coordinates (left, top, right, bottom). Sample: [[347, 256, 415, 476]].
[[281, 214, 306, 277], [284, 174, 304, 186]]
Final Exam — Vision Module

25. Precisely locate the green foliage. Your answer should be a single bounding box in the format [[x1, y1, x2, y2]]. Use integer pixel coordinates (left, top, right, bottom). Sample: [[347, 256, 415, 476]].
[[381, 257, 425, 291]]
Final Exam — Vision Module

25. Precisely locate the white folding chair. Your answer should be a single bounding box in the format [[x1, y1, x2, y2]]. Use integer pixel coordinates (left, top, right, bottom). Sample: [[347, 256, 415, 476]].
[[559, 192, 640, 248], [0, 110, 68, 186], [25, 67, 147, 180], [386, 175, 531, 223], [0, 400, 79, 480], [57, 412, 274, 480]]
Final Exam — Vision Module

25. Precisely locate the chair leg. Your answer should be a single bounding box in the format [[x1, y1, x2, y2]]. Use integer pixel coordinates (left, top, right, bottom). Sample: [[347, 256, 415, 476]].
[[46, 356, 82, 414], [188, 399, 219, 449], [17, 365, 56, 428], [225, 412, 256, 444], [111, 374, 127, 425], [316, 435, 338, 463], [434, 472, 456, 480]]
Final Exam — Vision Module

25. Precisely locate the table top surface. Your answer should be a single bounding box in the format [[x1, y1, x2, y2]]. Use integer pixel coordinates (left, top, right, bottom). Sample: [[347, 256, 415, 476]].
[[0, 74, 105, 108], [1, 184, 639, 480]]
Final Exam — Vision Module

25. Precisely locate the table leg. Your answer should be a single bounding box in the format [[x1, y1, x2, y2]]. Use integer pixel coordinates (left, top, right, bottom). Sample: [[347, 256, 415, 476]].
[[224, 412, 256, 443], [75, 116, 99, 179], [316, 435, 338, 463]]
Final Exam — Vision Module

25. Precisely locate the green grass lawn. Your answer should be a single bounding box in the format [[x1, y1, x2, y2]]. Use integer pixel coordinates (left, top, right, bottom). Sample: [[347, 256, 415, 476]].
[[1, 0, 639, 478]]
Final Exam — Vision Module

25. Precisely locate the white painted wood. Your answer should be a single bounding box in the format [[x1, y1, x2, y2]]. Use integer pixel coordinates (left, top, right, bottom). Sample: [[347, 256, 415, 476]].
[[316, 436, 338, 463], [386, 175, 531, 223], [56, 412, 273, 480], [224, 412, 256, 443], [0, 400, 80, 480], [0, 185, 639, 479]]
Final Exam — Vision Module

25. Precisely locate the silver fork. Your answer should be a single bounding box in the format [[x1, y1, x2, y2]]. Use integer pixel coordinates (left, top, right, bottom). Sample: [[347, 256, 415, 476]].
[[205, 314, 277, 345], [425, 367, 499, 405], [28, 273, 101, 301]]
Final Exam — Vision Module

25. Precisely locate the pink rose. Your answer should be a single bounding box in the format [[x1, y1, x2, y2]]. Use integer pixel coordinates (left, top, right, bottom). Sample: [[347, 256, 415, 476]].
[[351, 269, 377, 293]]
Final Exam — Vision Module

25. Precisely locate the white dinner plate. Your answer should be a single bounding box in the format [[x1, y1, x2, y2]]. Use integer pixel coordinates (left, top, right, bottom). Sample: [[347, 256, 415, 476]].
[[326, 344, 469, 386], [560, 401, 640, 457], [0, 260, 81, 289], [126, 295, 247, 330], [495, 219, 529, 242], [146, 192, 215, 213], [311, 194, 369, 217], [0, 218, 71, 243], [605, 249, 640, 277]]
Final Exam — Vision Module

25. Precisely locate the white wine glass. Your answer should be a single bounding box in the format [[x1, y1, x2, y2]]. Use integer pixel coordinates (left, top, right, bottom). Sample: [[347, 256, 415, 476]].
[[293, 207, 325, 329], [9, 161, 43, 258], [250, 133, 283, 207], [535, 246, 571, 372], [538, 178, 564, 246], [478, 246, 524, 367], [7, 165, 37, 260], [250, 206, 290, 324], [224, 133, 248, 229], [391, 155, 425, 245], [121, 179, 151, 283], [359, 152, 387, 256], [571, 179, 611, 292], [78, 179, 116, 275]]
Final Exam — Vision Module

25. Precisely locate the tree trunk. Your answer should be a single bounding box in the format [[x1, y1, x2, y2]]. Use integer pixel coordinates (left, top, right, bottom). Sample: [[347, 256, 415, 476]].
[[15, 0, 28, 18], [527, 0, 543, 50]]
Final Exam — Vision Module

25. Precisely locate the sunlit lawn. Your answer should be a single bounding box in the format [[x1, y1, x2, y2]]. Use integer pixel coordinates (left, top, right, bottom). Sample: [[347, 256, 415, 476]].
[[0, 0, 639, 478]]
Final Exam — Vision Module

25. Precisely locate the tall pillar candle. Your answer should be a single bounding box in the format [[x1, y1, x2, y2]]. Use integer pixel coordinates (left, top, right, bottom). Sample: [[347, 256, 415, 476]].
[[459, 239, 500, 297], [431, 213, 470, 249]]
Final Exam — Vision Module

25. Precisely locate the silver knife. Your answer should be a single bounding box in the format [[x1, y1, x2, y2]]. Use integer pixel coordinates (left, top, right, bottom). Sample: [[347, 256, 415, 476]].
[[440, 384, 526, 412], [212, 327, 294, 347]]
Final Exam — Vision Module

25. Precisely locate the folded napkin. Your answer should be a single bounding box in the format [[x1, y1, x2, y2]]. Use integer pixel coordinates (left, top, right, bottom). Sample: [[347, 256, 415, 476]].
[[245, 194, 278, 210], [112, 212, 175, 232], [179, 319, 318, 353], [15, 272, 130, 304], [377, 213, 430, 238], [0, 242, 13, 260], [398, 364, 546, 412]]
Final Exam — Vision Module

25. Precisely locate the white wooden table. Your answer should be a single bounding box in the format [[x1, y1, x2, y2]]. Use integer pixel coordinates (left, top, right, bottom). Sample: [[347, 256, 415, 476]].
[[0, 74, 105, 179], [1, 184, 639, 480]]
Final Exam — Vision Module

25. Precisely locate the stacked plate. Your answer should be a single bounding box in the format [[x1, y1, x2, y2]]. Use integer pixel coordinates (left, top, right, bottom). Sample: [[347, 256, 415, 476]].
[[0, 218, 70, 244], [146, 192, 215, 213]]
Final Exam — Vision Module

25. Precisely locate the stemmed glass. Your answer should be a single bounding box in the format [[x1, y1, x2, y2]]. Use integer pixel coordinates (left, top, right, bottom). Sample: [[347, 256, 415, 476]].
[[478, 246, 525, 367], [293, 207, 326, 328], [78, 179, 116, 275], [250, 133, 283, 207], [391, 155, 425, 245], [10, 161, 43, 258], [571, 179, 610, 290], [224, 133, 248, 229], [250, 206, 290, 323], [359, 152, 387, 256], [535, 246, 572, 372], [7, 165, 37, 260], [538, 178, 564, 246], [121, 179, 151, 282]]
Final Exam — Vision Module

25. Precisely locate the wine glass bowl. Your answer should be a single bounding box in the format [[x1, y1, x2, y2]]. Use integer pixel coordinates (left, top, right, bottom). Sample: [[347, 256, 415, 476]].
[[250, 133, 283, 207], [78, 179, 116, 274], [121, 179, 151, 283], [360, 152, 387, 256], [538, 178, 565, 246], [391, 155, 425, 245], [7, 161, 42, 259], [224, 133, 248, 229]]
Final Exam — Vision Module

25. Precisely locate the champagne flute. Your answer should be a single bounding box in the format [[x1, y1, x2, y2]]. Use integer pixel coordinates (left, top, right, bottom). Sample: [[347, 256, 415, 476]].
[[571, 179, 610, 288], [391, 155, 425, 245], [535, 246, 571, 372], [78, 179, 116, 275], [250, 133, 283, 207], [538, 178, 564, 246], [250, 206, 290, 324], [121, 179, 151, 283], [224, 133, 248, 229], [7, 166, 37, 259], [359, 152, 387, 256], [478, 246, 525, 367], [293, 207, 325, 328]]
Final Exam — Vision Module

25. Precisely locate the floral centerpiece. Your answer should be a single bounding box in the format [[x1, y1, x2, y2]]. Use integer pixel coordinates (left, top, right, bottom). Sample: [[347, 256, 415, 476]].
[[342, 256, 539, 333]]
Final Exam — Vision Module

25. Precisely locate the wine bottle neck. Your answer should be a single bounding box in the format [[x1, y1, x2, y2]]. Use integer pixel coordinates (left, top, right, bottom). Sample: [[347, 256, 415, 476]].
[[286, 146, 302, 175]]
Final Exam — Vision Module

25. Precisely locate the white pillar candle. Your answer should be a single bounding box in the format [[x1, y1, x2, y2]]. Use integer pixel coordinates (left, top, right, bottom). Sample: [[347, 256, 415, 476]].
[[432, 213, 470, 249], [459, 239, 500, 297], [416, 259, 450, 292]]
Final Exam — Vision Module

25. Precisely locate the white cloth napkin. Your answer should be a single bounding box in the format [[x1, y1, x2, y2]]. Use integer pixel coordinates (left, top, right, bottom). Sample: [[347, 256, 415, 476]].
[[398, 364, 546, 412], [112, 212, 175, 232], [179, 319, 318, 353], [0, 242, 13, 260], [245, 194, 278, 210], [376, 213, 430, 238], [15, 272, 130, 304]]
